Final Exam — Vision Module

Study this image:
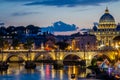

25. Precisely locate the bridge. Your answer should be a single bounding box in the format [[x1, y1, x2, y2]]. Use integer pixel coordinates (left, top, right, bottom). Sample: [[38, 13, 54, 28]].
[[0, 49, 117, 65]]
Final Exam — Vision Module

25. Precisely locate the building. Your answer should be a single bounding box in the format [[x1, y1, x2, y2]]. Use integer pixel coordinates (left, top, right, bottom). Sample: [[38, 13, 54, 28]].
[[72, 34, 97, 51], [113, 36, 120, 48], [90, 7, 120, 48]]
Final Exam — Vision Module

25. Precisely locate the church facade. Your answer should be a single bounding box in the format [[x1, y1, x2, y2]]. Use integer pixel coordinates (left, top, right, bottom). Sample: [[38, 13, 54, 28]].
[[89, 8, 120, 48]]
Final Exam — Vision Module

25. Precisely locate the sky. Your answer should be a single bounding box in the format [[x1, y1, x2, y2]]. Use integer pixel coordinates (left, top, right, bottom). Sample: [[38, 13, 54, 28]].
[[0, 0, 120, 30]]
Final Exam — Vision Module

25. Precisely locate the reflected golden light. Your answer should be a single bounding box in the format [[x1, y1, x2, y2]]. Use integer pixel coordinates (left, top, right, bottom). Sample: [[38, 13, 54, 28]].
[[73, 66, 76, 74], [80, 72, 86, 78], [68, 66, 71, 80], [41, 64, 45, 78], [60, 70, 63, 80], [52, 69, 55, 79]]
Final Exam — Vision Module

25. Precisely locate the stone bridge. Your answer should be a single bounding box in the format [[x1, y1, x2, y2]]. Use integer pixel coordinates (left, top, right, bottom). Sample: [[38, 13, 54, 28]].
[[0, 49, 117, 65]]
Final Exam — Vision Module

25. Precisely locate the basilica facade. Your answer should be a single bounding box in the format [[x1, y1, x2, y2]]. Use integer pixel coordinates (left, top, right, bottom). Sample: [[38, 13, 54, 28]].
[[90, 8, 120, 48]]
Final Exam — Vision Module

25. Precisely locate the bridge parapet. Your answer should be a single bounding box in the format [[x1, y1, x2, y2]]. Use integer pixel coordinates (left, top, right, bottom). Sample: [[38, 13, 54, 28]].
[[0, 50, 51, 53], [0, 49, 100, 63]]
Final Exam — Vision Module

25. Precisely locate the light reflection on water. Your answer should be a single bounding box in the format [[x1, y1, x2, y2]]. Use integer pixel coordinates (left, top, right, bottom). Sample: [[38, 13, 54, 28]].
[[0, 63, 91, 80]]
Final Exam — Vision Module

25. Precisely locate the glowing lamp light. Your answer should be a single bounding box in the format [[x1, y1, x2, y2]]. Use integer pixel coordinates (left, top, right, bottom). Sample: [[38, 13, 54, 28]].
[[115, 45, 119, 49], [100, 44, 104, 47]]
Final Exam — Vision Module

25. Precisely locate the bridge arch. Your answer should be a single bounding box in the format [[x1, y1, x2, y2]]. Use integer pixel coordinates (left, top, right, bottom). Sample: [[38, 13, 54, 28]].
[[63, 54, 81, 61], [6, 55, 25, 62], [62, 52, 83, 60], [90, 51, 116, 66], [97, 50, 117, 62], [5, 53, 27, 62], [34, 52, 53, 61]]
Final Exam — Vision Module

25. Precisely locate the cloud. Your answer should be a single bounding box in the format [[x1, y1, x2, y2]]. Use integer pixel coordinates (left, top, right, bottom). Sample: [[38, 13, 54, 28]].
[[41, 21, 78, 32], [12, 12, 40, 16], [0, 22, 5, 25], [4, 0, 35, 2], [24, 0, 120, 7], [2, 0, 44, 3]]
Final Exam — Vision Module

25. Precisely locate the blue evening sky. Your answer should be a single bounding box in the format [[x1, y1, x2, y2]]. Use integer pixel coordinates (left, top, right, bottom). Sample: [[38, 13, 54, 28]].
[[0, 0, 120, 29]]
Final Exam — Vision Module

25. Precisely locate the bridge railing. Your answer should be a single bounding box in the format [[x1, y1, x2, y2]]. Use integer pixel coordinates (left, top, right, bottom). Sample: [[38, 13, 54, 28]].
[[0, 49, 100, 53], [0, 49, 51, 53]]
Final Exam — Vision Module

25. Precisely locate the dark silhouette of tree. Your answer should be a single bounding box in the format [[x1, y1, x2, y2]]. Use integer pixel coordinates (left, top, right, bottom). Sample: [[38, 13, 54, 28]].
[[0, 26, 7, 36], [91, 58, 97, 66], [11, 38, 20, 49], [26, 25, 40, 34], [24, 38, 34, 49], [6, 26, 16, 36], [16, 26, 26, 35], [26, 25, 32, 34], [56, 41, 69, 50], [3, 40, 9, 50], [33, 26, 40, 34], [15, 26, 26, 41], [0, 37, 4, 61], [0, 38, 4, 49]]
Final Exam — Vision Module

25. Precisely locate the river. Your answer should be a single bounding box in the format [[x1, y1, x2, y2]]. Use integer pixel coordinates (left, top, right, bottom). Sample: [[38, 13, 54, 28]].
[[0, 63, 92, 80]]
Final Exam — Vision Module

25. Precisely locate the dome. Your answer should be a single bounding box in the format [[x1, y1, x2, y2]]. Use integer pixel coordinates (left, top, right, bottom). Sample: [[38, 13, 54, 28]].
[[99, 14, 115, 23], [98, 7, 116, 29], [99, 8, 115, 23]]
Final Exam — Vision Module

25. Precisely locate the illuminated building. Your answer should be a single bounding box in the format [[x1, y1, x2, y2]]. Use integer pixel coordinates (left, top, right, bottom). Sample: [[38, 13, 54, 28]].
[[90, 7, 120, 47], [73, 34, 97, 51], [113, 36, 120, 47]]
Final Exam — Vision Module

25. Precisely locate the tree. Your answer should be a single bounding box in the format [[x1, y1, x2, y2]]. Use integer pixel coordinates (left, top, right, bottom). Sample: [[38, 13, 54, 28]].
[[0, 38, 4, 49], [24, 38, 34, 49], [0, 26, 7, 36], [56, 41, 69, 50], [3, 40, 9, 50], [91, 58, 97, 66], [6, 26, 16, 36], [16, 26, 26, 35], [11, 38, 20, 49], [26, 25, 40, 34], [0, 38, 4, 61]]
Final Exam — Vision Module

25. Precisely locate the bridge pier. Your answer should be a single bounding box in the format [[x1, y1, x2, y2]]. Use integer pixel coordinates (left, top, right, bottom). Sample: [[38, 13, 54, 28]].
[[86, 59, 92, 66], [53, 60, 63, 69]]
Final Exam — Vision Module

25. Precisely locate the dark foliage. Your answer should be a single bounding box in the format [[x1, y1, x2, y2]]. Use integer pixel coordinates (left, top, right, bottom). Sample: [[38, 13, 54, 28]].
[[56, 41, 69, 50]]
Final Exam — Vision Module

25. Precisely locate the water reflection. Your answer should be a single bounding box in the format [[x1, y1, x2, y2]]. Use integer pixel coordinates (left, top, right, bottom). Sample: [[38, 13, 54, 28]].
[[0, 63, 91, 80]]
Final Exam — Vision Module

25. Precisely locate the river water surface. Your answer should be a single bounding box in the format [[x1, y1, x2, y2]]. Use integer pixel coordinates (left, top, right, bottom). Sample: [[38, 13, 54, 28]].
[[0, 63, 92, 80]]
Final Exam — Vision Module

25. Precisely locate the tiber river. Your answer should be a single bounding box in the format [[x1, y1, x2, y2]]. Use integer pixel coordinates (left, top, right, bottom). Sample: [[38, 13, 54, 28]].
[[0, 63, 92, 80]]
